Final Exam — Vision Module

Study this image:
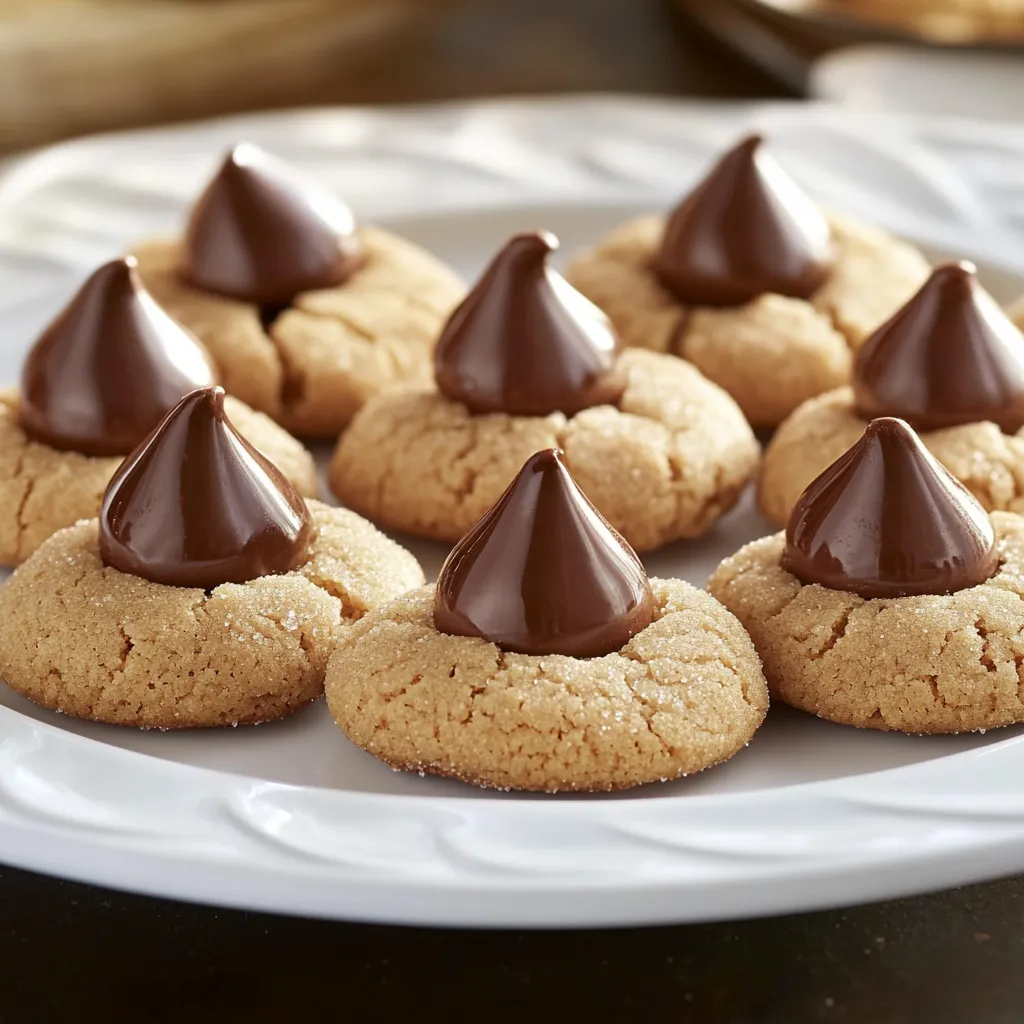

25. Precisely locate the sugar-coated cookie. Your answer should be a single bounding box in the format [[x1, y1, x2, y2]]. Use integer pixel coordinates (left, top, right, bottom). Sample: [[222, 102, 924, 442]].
[[1, 256, 318, 566], [332, 348, 758, 551], [330, 232, 759, 552], [0, 390, 317, 566], [326, 450, 767, 791], [132, 145, 464, 437], [760, 263, 1024, 525], [566, 136, 930, 428], [326, 581, 768, 791], [759, 387, 1024, 526], [0, 504, 422, 728], [0, 388, 424, 728], [710, 515, 1024, 733], [712, 418, 1022, 734]]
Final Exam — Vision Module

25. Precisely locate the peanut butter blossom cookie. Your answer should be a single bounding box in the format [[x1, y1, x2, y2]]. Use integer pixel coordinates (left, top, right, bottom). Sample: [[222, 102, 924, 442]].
[[566, 135, 930, 428], [709, 417, 1024, 734], [326, 449, 768, 791], [0, 257, 317, 567], [330, 231, 759, 552], [131, 143, 465, 437], [0, 386, 424, 728], [759, 262, 1024, 526]]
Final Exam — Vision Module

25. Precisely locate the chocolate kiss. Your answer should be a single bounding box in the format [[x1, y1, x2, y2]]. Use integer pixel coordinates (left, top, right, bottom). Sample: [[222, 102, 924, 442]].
[[655, 134, 833, 306], [434, 449, 656, 657], [100, 387, 314, 589], [19, 257, 216, 457], [781, 418, 998, 599], [433, 232, 626, 417], [853, 262, 1024, 433], [181, 143, 362, 306]]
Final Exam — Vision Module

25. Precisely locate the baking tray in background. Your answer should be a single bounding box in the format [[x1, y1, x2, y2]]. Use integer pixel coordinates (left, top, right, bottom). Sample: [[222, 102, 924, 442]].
[[671, 0, 1024, 93]]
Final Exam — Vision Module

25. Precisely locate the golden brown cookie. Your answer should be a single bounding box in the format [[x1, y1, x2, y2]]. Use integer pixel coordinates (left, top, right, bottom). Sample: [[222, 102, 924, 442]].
[[328, 348, 760, 552], [131, 226, 464, 438], [566, 213, 930, 428], [324, 579, 769, 792], [758, 387, 1024, 527], [708, 511, 1024, 734], [0, 501, 424, 728], [0, 389, 319, 567]]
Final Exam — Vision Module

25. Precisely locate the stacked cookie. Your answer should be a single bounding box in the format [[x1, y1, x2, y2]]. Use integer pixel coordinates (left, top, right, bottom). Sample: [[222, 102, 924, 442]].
[[3, 131, 1023, 794]]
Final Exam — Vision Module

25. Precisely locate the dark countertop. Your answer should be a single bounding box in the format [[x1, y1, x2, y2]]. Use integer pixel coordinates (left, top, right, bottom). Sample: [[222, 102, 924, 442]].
[[0, 2, 1015, 1022], [1, 863, 1019, 1023]]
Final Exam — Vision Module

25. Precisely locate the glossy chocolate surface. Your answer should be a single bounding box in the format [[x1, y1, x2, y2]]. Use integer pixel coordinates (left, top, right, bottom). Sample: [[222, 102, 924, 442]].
[[434, 448, 656, 657], [655, 134, 833, 306], [181, 143, 362, 306], [434, 232, 626, 417], [100, 387, 313, 589], [19, 258, 216, 457], [853, 262, 1024, 433], [781, 418, 998, 599]]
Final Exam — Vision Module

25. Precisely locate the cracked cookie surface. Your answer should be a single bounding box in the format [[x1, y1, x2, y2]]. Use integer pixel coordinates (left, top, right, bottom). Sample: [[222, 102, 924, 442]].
[[329, 348, 760, 552], [758, 387, 1024, 527], [324, 579, 769, 792], [707, 511, 1024, 734], [566, 212, 930, 428], [0, 502, 424, 728], [131, 226, 464, 438], [0, 390, 319, 567]]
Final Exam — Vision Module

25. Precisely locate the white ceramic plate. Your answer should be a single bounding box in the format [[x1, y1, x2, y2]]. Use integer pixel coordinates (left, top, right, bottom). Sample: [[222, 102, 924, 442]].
[[812, 44, 1024, 121], [5, 97, 1024, 928]]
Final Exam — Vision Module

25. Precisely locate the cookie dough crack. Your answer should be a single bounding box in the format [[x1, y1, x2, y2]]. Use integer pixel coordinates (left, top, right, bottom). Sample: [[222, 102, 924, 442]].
[[620, 650, 730, 737], [264, 325, 307, 411], [815, 295, 857, 351], [114, 623, 134, 673], [10, 446, 33, 555], [448, 426, 486, 507], [809, 606, 853, 661], [975, 617, 999, 673], [298, 571, 359, 620]]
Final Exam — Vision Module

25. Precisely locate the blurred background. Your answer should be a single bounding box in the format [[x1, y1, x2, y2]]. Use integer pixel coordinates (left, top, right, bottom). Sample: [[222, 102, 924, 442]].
[[4, 0, 1024, 156]]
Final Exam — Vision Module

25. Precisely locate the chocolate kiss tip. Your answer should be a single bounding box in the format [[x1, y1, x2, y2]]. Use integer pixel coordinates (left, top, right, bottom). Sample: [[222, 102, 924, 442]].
[[434, 448, 655, 658], [19, 258, 216, 458], [781, 416, 998, 600], [655, 133, 833, 307], [433, 231, 624, 418], [504, 230, 558, 261], [181, 142, 361, 307], [99, 385, 313, 590], [853, 260, 1024, 434]]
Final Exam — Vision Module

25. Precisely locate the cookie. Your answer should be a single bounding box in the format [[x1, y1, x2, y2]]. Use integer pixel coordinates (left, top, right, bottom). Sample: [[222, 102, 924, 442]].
[[759, 387, 1024, 525], [565, 136, 930, 428], [760, 264, 1024, 525], [711, 417, 1023, 734], [0, 390, 317, 567], [0, 387, 424, 728], [326, 581, 768, 792], [131, 145, 464, 437], [325, 450, 767, 791], [0, 504, 423, 728], [330, 233, 759, 553], [2, 256, 318, 566]]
